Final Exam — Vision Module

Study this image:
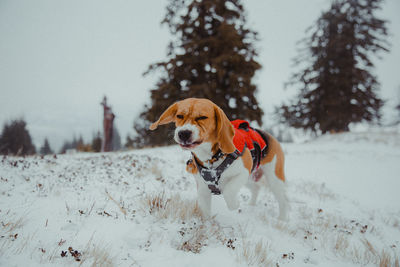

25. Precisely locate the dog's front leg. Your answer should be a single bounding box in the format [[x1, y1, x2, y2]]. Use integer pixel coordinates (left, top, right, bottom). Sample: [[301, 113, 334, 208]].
[[195, 176, 212, 217], [221, 174, 247, 211]]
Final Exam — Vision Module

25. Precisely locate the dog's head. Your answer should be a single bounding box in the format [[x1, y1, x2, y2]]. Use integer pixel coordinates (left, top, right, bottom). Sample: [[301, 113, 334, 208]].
[[149, 98, 236, 153]]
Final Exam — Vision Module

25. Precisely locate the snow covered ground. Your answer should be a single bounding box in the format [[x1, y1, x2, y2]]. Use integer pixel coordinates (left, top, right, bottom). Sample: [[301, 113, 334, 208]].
[[1, 128, 399, 266]]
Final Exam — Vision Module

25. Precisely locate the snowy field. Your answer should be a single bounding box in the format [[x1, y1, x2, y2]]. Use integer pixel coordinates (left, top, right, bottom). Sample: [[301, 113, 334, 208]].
[[1, 128, 399, 266]]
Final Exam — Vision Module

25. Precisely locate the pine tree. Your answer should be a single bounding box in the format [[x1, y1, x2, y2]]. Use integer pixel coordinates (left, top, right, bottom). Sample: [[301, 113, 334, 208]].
[[76, 135, 92, 152], [278, 0, 389, 133], [39, 138, 53, 155], [134, 0, 262, 147], [60, 135, 84, 153], [125, 135, 134, 149], [0, 119, 36, 155], [91, 131, 102, 152], [71, 136, 78, 150], [59, 141, 72, 154], [77, 135, 84, 148]]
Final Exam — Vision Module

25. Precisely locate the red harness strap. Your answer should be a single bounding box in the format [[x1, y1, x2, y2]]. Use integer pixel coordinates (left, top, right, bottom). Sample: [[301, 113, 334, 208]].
[[231, 120, 268, 172]]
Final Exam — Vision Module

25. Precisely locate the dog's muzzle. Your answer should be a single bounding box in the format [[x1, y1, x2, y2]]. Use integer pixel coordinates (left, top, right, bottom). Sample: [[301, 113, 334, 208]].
[[175, 125, 202, 149], [178, 130, 192, 142]]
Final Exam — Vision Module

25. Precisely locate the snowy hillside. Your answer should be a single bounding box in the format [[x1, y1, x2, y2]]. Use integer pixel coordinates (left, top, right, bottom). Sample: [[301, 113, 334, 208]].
[[1, 129, 399, 266]]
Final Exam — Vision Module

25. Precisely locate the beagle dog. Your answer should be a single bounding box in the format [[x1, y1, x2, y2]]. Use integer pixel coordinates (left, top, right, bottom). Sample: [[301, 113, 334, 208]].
[[150, 98, 289, 219]]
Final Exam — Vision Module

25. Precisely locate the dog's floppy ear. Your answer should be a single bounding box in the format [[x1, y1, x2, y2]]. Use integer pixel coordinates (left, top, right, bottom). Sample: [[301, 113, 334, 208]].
[[214, 104, 236, 154], [149, 102, 178, 130]]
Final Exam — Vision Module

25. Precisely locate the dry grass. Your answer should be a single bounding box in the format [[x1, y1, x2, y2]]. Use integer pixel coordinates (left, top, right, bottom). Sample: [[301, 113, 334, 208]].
[[50, 234, 116, 266], [0, 215, 26, 255], [0, 212, 116, 266], [232, 226, 273, 266], [0, 215, 24, 234], [259, 196, 399, 267], [298, 212, 400, 266], [105, 190, 127, 216], [80, 242, 115, 267], [177, 224, 209, 253], [238, 239, 272, 266], [3, 187, 395, 266], [143, 192, 211, 253], [332, 234, 399, 265], [142, 192, 203, 222], [143, 192, 233, 254], [379, 250, 399, 267]]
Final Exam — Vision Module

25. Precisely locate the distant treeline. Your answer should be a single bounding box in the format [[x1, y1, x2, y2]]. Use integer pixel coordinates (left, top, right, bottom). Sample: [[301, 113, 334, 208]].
[[59, 128, 121, 154], [0, 119, 122, 156]]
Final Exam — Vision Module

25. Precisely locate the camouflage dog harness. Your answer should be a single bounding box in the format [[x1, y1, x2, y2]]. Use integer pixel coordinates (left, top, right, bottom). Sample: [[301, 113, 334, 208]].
[[189, 120, 268, 195]]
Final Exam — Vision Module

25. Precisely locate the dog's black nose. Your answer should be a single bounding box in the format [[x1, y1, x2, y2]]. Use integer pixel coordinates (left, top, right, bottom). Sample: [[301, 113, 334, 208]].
[[178, 130, 192, 142]]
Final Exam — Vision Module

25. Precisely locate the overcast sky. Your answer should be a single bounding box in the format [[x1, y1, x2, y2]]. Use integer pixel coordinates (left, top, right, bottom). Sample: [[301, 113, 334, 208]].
[[1, 0, 399, 151]]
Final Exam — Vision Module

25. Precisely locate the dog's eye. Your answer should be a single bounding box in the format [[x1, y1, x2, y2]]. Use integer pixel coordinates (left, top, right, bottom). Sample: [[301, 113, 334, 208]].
[[195, 116, 208, 121], [176, 115, 184, 119]]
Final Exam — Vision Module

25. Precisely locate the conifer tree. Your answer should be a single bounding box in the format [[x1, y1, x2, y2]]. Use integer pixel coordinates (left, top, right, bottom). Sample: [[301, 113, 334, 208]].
[[0, 119, 36, 155], [124, 135, 134, 150], [71, 136, 78, 150], [59, 141, 72, 154], [39, 138, 53, 155], [134, 0, 262, 147], [91, 131, 102, 152], [279, 0, 389, 133], [60, 135, 83, 153], [77, 135, 84, 149]]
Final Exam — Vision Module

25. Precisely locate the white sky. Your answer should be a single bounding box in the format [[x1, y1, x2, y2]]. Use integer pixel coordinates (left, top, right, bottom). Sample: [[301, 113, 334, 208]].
[[0, 0, 399, 151]]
